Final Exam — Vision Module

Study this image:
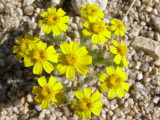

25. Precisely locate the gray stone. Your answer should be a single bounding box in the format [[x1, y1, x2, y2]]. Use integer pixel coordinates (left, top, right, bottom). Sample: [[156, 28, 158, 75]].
[[51, 0, 65, 7], [131, 36, 160, 59], [152, 17, 160, 32], [140, 63, 149, 72], [24, 5, 34, 16], [23, 0, 35, 6], [137, 72, 143, 80], [133, 82, 144, 92], [153, 96, 160, 104], [0, 59, 5, 67]]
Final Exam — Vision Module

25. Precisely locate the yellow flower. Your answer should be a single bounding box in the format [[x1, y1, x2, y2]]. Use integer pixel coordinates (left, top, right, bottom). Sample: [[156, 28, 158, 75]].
[[38, 8, 70, 35], [56, 41, 92, 79], [71, 88, 102, 119], [32, 76, 65, 109], [13, 34, 40, 60], [82, 19, 111, 44], [24, 41, 58, 74], [110, 18, 126, 36], [80, 4, 104, 20], [99, 66, 130, 98], [109, 40, 128, 66]]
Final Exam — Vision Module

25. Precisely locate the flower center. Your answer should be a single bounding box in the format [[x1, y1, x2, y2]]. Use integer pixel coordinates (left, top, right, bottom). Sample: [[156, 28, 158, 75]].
[[65, 54, 77, 66], [32, 49, 48, 62], [46, 14, 60, 25], [108, 74, 123, 89], [117, 45, 128, 56], [41, 86, 54, 99], [79, 98, 93, 111], [20, 40, 31, 51], [91, 21, 106, 34], [86, 7, 97, 16]]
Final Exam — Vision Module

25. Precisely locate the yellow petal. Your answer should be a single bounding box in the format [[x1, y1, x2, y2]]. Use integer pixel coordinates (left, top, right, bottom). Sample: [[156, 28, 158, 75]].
[[41, 100, 50, 109], [61, 16, 70, 23], [36, 41, 47, 50], [91, 108, 101, 116], [108, 89, 116, 98], [33, 63, 42, 74], [53, 91, 65, 105], [16, 53, 23, 61], [84, 88, 91, 98], [66, 66, 75, 79], [82, 21, 90, 28], [48, 8, 56, 14], [53, 82, 63, 91], [60, 42, 70, 54], [117, 88, 126, 98], [48, 53, 59, 63], [13, 46, 18, 53], [119, 30, 125, 36], [58, 23, 68, 32], [74, 89, 85, 100], [91, 91, 102, 101], [38, 76, 47, 87], [92, 34, 100, 44], [42, 61, 54, 73], [70, 41, 79, 52], [116, 67, 123, 74], [111, 40, 119, 46], [82, 29, 92, 36], [34, 95, 43, 103], [114, 30, 120, 36], [106, 66, 115, 75], [99, 73, 108, 82], [43, 25, 51, 34], [40, 11, 48, 17], [93, 100, 102, 108], [109, 46, 118, 54], [32, 86, 41, 94], [38, 20, 45, 26], [24, 57, 33, 67], [75, 64, 88, 75], [75, 46, 88, 56], [77, 55, 92, 65], [48, 76, 56, 87], [52, 25, 62, 35], [57, 8, 66, 16], [122, 82, 130, 91], [122, 56, 128, 66], [82, 111, 91, 119], [114, 54, 122, 65], [110, 25, 116, 31], [100, 83, 109, 93], [46, 46, 56, 54], [99, 34, 107, 44], [56, 64, 67, 74], [71, 100, 78, 108]]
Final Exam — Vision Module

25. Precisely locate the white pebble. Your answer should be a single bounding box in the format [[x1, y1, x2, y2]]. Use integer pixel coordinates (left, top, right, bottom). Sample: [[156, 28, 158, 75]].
[[133, 82, 144, 92], [137, 72, 143, 80]]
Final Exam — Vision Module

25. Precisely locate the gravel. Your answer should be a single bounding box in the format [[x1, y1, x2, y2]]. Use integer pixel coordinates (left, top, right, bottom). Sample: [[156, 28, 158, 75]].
[[0, 0, 160, 120]]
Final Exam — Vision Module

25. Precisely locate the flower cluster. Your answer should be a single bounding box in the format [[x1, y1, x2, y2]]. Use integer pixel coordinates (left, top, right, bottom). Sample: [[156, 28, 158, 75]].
[[12, 4, 130, 119]]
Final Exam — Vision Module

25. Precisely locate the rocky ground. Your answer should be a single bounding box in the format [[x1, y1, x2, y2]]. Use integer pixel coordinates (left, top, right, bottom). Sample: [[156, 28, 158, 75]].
[[0, 0, 160, 120]]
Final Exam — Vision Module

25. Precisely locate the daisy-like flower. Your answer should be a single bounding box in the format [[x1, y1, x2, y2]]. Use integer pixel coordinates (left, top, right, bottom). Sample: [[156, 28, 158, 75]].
[[71, 88, 102, 119], [13, 34, 40, 60], [110, 18, 126, 36], [56, 41, 92, 79], [109, 40, 128, 66], [32, 76, 65, 109], [24, 41, 58, 74], [38, 8, 70, 35], [99, 66, 130, 98], [82, 19, 111, 44], [80, 4, 104, 20]]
